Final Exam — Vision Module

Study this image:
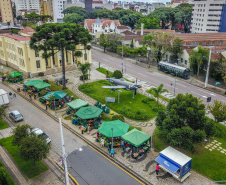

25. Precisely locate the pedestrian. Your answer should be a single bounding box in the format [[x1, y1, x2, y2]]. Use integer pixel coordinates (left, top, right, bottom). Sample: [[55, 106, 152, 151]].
[[101, 138, 105, 147], [13, 92, 16, 97], [121, 140, 124, 151], [87, 126, 90, 134], [111, 147, 115, 157], [97, 131, 100, 138], [81, 126, 84, 134], [9, 92, 12, 99], [46, 103, 48, 110], [66, 96, 69, 102], [156, 163, 160, 176], [29, 94, 32, 100], [108, 142, 112, 153], [71, 95, 74, 101], [34, 94, 37, 100]]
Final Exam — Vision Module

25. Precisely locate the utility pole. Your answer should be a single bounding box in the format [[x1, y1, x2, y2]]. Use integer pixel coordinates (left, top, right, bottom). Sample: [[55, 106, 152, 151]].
[[59, 118, 69, 185], [205, 46, 213, 88]]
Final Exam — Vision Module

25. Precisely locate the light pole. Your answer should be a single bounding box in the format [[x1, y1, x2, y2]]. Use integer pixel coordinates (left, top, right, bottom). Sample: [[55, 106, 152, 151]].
[[174, 72, 178, 96], [54, 96, 57, 117], [205, 46, 214, 88], [122, 42, 123, 59], [147, 47, 151, 68], [111, 127, 114, 148]]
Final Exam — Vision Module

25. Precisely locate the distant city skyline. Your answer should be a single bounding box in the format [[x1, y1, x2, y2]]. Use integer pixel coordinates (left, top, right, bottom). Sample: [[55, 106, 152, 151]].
[[116, 0, 171, 3]]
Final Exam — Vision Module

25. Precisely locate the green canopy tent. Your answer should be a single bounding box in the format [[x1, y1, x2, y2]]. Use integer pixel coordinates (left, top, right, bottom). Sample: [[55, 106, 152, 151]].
[[75, 106, 103, 120], [33, 82, 51, 90], [67, 99, 88, 110], [98, 120, 129, 137], [24, 79, 43, 86], [9, 72, 23, 77], [121, 129, 151, 147], [43, 91, 67, 100]]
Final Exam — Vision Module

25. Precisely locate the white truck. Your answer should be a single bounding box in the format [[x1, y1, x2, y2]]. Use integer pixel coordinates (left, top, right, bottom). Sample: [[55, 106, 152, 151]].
[[0, 89, 9, 106]]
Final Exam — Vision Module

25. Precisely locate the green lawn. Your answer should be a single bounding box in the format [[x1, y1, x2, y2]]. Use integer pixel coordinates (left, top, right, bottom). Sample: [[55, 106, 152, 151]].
[[47, 81, 78, 99], [153, 126, 226, 182], [0, 160, 15, 185], [146, 90, 170, 102], [0, 136, 48, 179], [0, 118, 9, 130], [79, 80, 163, 121]]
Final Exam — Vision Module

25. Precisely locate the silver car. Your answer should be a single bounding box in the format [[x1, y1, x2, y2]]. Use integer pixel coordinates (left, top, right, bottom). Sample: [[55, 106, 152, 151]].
[[9, 110, 24, 122], [32, 128, 51, 144]]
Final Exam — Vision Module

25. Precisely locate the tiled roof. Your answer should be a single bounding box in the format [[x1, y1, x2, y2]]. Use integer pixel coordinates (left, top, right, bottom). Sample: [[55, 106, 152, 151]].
[[117, 25, 129, 29], [93, 0, 103, 3], [85, 19, 109, 29], [18, 26, 35, 34], [102, 20, 120, 29], [123, 35, 144, 41], [182, 46, 197, 54], [175, 33, 226, 41], [211, 53, 225, 61], [121, 30, 134, 35], [3, 34, 30, 41], [136, 29, 175, 34]]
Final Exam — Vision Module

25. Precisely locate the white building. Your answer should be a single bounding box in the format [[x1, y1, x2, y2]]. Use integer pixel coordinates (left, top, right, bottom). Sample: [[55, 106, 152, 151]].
[[53, 0, 66, 23], [147, 2, 165, 14], [191, 0, 226, 33], [15, 0, 40, 12]]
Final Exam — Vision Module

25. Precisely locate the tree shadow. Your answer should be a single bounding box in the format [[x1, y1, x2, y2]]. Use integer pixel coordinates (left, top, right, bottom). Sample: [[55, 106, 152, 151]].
[[143, 160, 155, 172]]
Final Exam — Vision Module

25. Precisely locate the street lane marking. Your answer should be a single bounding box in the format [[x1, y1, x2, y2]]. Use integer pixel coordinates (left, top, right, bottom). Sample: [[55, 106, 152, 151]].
[[176, 83, 186, 87], [203, 96, 207, 98], [191, 91, 206, 98], [138, 73, 147, 77], [198, 89, 216, 96], [88, 145, 145, 185]]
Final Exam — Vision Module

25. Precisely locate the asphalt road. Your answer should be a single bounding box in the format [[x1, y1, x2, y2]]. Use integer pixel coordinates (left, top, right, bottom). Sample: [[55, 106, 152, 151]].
[[0, 83, 142, 185], [92, 49, 226, 105]]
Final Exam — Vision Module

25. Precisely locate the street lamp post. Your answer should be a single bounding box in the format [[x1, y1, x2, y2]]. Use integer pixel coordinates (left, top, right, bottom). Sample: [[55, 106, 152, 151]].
[[205, 46, 214, 88], [54, 96, 57, 117], [111, 127, 114, 149], [174, 72, 178, 96], [122, 42, 123, 59], [147, 47, 151, 68]]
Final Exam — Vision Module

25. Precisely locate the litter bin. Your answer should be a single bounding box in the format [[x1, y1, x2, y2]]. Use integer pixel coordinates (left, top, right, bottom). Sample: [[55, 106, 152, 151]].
[[105, 107, 110, 114], [110, 111, 114, 117], [95, 101, 99, 106], [98, 104, 101, 108]]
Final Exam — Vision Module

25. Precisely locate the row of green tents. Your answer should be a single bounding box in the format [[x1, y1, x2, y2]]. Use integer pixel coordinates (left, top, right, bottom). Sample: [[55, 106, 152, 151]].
[[24, 79, 51, 90], [98, 120, 151, 147]]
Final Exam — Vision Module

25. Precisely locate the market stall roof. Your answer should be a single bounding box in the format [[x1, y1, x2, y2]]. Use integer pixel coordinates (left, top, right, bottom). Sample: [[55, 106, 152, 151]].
[[75, 106, 103, 120], [98, 120, 130, 137], [67, 99, 88, 110], [24, 79, 43, 86], [121, 128, 151, 147], [43, 91, 67, 100], [9, 71, 23, 78], [33, 82, 51, 90]]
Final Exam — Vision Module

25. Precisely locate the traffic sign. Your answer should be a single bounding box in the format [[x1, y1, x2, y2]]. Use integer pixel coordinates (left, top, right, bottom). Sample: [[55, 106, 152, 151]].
[[58, 157, 62, 166]]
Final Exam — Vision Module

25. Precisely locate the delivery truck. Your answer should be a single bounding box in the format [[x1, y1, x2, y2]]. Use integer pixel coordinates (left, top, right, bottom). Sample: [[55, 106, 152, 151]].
[[0, 89, 9, 105]]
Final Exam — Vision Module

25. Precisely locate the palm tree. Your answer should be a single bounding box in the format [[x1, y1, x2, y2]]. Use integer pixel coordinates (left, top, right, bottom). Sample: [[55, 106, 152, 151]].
[[149, 84, 168, 106], [189, 46, 209, 76], [78, 63, 91, 84]]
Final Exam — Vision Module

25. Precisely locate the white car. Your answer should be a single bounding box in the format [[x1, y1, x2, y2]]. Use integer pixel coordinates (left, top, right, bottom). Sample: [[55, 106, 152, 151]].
[[9, 110, 24, 122], [32, 128, 51, 144]]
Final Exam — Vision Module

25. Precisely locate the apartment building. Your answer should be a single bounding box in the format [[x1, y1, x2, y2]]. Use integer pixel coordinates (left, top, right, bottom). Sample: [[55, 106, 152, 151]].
[[0, 0, 14, 23], [40, 0, 53, 16], [53, 0, 66, 23], [15, 0, 41, 13], [0, 27, 91, 76], [191, 0, 226, 33]]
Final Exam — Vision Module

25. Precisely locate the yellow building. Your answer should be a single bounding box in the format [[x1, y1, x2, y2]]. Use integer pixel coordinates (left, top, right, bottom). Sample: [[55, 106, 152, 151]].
[[0, 27, 92, 77], [40, 0, 53, 16], [0, 0, 14, 23]]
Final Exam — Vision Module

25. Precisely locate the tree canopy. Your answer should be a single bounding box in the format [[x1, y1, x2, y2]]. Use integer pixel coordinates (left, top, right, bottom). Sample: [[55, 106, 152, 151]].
[[120, 13, 143, 29], [137, 16, 160, 29], [63, 13, 84, 24], [30, 23, 92, 89], [62, 6, 89, 21], [169, 36, 183, 63]]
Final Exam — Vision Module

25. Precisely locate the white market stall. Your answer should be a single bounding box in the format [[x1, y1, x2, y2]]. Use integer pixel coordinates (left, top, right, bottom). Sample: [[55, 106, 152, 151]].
[[155, 146, 192, 182]]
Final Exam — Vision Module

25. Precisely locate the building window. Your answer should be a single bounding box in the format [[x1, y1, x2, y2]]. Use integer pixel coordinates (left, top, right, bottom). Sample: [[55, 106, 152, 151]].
[[183, 42, 186, 46], [181, 58, 183, 63], [35, 50, 39, 57], [221, 41, 224, 44], [215, 41, 218, 45], [185, 60, 187, 65], [36, 60, 40, 68], [203, 41, 206, 45], [209, 41, 212, 45]]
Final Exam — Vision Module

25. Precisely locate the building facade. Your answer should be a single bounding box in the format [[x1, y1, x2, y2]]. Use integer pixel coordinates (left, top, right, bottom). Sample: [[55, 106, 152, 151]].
[[40, 0, 53, 16], [191, 0, 226, 33], [15, 0, 41, 13], [0, 0, 14, 23], [0, 29, 91, 77], [52, 0, 66, 22]]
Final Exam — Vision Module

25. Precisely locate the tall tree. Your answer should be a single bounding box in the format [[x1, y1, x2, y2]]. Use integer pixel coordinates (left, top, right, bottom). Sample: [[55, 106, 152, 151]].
[[174, 3, 193, 33], [189, 46, 209, 76], [13, 124, 32, 147], [137, 16, 160, 29], [169, 36, 183, 63], [120, 13, 143, 29], [30, 23, 92, 89], [208, 100, 226, 122], [63, 13, 84, 24], [99, 33, 109, 52], [78, 63, 91, 84], [149, 84, 168, 106], [19, 134, 50, 168], [63, 6, 89, 20], [143, 32, 172, 63]]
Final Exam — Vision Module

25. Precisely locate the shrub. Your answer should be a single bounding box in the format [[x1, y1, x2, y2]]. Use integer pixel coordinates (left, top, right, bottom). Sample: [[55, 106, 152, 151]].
[[120, 107, 150, 120], [43, 79, 49, 83], [39, 72, 44, 76], [112, 114, 125, 122], [203, 118, 216, 138], [192, 129, 206, 144], [142, 97, 155, 104], [112, 70, 122, 79]]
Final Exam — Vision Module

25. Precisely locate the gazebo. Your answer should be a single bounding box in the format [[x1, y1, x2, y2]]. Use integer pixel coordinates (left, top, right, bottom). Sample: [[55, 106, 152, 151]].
[[74, 106, 103, 129], [43, 91, 67, 100], [98, 120, 130, 147], [8, 72, 23, 83], [66, 99, 89, 114], [33, 82, 51, 90], [42, 91, 67, 109], [24, 79, 43, 86], [121, 129, 151, 157]]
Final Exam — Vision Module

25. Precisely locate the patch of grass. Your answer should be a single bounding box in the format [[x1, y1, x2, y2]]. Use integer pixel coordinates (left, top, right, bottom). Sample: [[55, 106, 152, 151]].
[[153, 127, 226, 182], [0, 136, 48, 179], [0, 118, 9, 130], [47, 81, 78, 99], [128, 126, 141, 131], [64, 115, 72, 120], [146, 90, 169, 102], [0, 160, 15, 185], [101, 113, 112, 121], [79, 80, 162, 121]]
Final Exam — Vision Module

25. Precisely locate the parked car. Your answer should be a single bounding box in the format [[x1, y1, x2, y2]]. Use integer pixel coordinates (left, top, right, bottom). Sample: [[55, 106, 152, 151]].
[[9, 110, 23, 122], [32, 128, 51, 144]]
